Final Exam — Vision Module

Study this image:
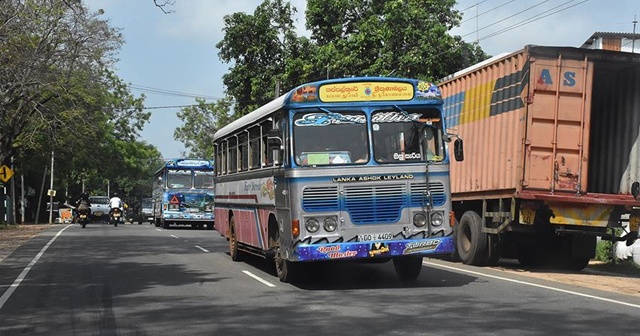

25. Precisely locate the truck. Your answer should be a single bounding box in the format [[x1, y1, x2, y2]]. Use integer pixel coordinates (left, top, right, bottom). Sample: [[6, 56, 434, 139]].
[[439, 45, 640, 270]]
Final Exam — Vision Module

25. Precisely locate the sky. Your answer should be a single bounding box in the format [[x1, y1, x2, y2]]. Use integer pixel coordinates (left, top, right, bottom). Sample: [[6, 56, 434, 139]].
[[84, 0, 640, 159]]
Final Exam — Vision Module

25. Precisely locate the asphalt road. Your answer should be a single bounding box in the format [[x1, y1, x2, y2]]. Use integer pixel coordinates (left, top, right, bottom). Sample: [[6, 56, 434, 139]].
[[1, 223, 639, 336]]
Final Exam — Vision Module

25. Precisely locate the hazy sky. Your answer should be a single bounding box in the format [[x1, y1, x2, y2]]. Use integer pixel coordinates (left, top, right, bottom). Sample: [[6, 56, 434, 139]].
[[85, 0, 640, 159]]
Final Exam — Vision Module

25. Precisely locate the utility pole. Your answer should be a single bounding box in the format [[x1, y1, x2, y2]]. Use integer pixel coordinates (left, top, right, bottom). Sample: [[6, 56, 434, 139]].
[[633, 15, 637, 53], [48, 150, 54, 224]]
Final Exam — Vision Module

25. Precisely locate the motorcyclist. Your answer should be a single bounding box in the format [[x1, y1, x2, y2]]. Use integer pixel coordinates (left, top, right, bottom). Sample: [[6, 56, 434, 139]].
[[109, 192, 124, 222], [75, 192, 91, 224]]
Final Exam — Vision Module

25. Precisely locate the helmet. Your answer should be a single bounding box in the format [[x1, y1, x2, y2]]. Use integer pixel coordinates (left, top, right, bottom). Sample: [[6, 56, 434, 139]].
[[113, 192, 118, 197], [81, 192, 89, 199]]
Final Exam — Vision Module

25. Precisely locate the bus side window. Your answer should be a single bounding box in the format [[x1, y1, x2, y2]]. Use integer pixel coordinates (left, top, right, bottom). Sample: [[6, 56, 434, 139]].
[[229, 136, 238, 172], [249, 127, 261, 169], [239, 132, 248, 171], [261, 121, 272, 167]]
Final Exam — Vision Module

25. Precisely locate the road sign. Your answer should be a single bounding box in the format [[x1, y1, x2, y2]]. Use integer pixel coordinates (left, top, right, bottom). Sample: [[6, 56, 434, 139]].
[[47, 189, 57, 196], [0, 165, 14, 183]]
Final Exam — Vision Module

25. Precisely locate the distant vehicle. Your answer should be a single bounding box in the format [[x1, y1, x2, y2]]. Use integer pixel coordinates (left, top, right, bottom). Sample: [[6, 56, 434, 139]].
[[152, 159, 215, 230], [88, 196, 110, 221], [138, 197, 154, 224]]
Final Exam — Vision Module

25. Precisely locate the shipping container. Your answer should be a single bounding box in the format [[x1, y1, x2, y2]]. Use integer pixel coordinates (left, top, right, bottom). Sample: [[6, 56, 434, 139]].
[[439, 45, 640, 269]]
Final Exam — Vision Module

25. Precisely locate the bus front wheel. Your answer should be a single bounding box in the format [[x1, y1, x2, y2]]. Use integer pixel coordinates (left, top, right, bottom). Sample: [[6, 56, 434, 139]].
[[275, 246, 298, 283], [393, 256, 422, 282]]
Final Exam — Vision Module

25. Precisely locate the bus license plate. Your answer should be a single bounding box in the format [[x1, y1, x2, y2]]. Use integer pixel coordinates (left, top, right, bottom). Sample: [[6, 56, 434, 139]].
[[358, 233, 393, 242]]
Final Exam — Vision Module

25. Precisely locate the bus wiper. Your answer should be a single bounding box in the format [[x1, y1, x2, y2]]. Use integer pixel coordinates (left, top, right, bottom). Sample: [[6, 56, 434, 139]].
[[392, 105, 428, 126]]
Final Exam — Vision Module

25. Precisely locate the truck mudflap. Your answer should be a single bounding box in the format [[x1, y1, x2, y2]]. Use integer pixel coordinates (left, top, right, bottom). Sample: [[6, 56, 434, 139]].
[[293, 236, 454, 261]]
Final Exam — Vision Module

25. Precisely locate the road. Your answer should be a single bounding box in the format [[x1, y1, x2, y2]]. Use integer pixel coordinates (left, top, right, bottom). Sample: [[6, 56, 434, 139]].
[[1, 223, 639, 336]]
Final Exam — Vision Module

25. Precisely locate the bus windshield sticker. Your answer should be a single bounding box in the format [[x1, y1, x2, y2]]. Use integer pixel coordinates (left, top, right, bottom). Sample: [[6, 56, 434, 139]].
[[415, 81, 441, 99], [371, 111, 421, 123], [294, 111, 366, 126]]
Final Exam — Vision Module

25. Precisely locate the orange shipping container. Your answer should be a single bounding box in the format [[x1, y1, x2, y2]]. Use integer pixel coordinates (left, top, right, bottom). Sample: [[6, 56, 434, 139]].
[[439, 45, 640, 269]]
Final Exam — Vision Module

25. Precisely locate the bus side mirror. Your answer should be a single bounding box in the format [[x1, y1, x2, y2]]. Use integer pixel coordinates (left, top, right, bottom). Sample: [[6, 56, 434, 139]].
[[632, 181, 640, 200], [454, 138, 464, 162]]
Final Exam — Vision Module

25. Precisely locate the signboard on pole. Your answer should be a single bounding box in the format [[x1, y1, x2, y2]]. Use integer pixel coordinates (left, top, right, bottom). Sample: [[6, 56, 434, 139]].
[[0, 165, 14, 183]]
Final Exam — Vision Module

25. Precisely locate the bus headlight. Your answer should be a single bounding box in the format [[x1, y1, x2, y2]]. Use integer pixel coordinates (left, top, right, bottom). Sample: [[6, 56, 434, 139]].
[[324, 217, 338, 232], [413, 212, 427, 227], [431, 212, 444, 226], [305, 218, 320, 233]]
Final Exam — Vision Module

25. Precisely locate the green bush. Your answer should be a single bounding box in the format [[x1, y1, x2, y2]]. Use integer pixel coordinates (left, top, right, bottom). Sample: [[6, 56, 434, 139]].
[[595, 239, 613, 262]]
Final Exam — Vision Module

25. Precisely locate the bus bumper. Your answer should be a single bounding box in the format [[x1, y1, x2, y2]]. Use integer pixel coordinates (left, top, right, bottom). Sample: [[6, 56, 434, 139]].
[[294, 236, 455, 262]]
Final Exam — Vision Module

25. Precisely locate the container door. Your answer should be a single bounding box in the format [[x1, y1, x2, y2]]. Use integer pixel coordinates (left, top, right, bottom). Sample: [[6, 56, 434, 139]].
[[523, 57, 592, 193]]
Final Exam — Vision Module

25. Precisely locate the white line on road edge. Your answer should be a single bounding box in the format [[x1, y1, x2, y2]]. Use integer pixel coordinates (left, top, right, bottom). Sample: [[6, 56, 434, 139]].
[[155, 229, 163, 232], [170, 235, 179, 239], [242, 270, 276, 288], [422, 260, 640, 309], [0, 224, 73, 311], [195, 245, 210, 253]]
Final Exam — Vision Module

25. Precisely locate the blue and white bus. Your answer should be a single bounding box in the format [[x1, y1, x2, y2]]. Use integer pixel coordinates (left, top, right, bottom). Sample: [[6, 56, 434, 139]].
[[152, 159, 215, 230], [213, 77, 463, 282]]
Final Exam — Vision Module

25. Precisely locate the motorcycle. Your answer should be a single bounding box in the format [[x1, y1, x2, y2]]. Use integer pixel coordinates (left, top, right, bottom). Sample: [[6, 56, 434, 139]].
[[110, 207, 123, 226], [77, 209, 90, 228]]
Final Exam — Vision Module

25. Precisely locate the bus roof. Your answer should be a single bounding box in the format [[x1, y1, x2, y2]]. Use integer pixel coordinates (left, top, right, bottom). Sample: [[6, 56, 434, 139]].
[[213, 77, 442, 140]]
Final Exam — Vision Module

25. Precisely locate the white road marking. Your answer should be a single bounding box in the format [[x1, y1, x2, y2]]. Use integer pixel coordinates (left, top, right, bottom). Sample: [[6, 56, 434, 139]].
[[170, 235, 179, 239], [423, 260, 640, 309], [195, 245, 210, 253], [156, 229, 163, 232], [242, 270, 276, 288], [0, 224, 73, 311]]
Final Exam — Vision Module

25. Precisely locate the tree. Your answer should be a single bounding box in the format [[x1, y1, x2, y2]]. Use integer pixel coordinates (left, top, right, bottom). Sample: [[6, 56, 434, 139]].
[[0, 0, 161, 222], [216, 0, 304, 116], [0, 0, 125, 165], [305, 0, 489, 80], [174, 97, 234, 159], [215, 0, 488, 123]]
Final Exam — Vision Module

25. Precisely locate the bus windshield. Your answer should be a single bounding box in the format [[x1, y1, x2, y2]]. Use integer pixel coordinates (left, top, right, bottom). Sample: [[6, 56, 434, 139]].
[[167, 169, 192, 188], [194, 171, 214, 188], [372, 108, 445, 163], [293, 110, 368, 165]]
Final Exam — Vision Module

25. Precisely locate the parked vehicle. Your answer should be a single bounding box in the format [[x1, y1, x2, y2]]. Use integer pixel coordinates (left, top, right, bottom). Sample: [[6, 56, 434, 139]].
[[439, 45, 640, 270]]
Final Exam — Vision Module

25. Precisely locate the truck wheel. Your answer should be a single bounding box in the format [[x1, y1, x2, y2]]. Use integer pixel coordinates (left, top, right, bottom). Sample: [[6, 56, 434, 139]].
[[393, 256, 423, 282], [456, 211, 489, 265], [163, 220, 169, 229]]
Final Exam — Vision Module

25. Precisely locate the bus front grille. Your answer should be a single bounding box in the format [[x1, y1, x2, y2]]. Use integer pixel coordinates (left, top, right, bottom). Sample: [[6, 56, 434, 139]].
[[344, 184, 405, 224], [302, 186, 339, 211], [410, 182, 446, 206], [301, 182, 447, 224]]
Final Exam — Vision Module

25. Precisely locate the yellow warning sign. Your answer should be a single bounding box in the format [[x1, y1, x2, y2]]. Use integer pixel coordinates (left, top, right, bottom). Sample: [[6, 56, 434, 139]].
[[0, 165, 14, 183]]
